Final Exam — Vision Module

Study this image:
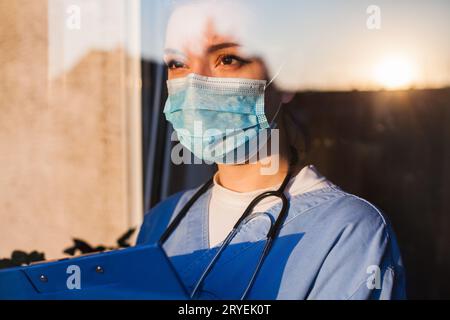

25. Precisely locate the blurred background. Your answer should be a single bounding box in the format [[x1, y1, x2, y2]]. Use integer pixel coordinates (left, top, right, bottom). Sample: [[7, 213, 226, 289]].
[[0, 0, 449, 299]]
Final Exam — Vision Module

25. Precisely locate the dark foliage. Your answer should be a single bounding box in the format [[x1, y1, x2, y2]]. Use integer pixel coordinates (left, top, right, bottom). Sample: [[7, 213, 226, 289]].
[[63, 228, 136, 256], [0, 251, 45, 269], [0, 228, 136, 270]]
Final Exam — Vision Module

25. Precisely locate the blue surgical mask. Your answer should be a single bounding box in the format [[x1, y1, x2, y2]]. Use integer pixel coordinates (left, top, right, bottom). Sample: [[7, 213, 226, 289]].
[[163, 73, 280, 164]]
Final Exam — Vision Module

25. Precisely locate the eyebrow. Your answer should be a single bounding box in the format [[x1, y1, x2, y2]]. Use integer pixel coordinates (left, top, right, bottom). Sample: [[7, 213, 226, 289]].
[[164, 42, 240, 57], [206, 42, 240, 54]]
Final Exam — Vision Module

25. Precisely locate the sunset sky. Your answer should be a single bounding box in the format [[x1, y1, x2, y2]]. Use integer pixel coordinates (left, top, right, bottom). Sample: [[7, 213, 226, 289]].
[[142, 0, 450, 91], [48, 0, 450, 91]]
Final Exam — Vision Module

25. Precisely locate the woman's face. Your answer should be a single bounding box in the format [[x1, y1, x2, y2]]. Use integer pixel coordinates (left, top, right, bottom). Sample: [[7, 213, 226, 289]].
[[163, 16, 289, 123], [163, 1, 295, 127]]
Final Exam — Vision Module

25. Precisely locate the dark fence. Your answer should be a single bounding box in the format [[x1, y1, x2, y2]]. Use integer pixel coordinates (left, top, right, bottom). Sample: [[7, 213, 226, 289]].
[[293, 88, 450, 299]]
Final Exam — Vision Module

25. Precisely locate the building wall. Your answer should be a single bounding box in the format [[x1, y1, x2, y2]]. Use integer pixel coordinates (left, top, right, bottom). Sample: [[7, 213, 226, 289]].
[[0, 0, 142, 260]]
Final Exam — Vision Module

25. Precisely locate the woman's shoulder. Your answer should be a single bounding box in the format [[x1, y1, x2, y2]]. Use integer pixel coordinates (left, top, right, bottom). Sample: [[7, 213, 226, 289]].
[[290, 186, 406, 299], [136, 183, 209, 246], [136, 187, 199, 246], [287, 185, 392, 237], [287, 185, 403, 265]]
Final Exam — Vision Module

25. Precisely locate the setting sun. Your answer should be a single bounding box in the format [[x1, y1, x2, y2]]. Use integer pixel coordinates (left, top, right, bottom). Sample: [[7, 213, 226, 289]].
[[374, 56, 416, 90]]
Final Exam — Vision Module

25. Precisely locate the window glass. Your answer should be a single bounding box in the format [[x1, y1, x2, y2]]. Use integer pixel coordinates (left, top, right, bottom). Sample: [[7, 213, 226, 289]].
[[0, 0, 142, 260], [0, 0, 449, 299], [140, 0, 450, 299]]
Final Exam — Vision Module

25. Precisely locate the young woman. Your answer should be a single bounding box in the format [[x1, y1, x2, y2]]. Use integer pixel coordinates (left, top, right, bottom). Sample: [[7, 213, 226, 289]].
[[137, 1, 406, 300]]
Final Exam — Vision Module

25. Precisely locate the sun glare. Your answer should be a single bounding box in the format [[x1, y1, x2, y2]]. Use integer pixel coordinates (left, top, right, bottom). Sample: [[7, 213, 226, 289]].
[[374, 56, 416, 90]]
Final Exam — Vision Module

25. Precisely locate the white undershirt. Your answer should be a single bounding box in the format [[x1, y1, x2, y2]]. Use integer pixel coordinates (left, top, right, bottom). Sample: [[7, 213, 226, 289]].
[[208, 164, 332, 248]]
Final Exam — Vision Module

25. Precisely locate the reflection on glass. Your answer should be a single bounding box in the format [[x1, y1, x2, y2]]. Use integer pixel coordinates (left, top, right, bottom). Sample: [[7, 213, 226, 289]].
[[142, 0, 450, 91]]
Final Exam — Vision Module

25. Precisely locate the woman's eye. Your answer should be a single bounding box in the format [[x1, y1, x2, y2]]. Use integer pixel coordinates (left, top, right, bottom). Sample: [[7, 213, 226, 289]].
[[218, 55, 250, 67], [221, 56, 236, 65], [166, 60, 186, 70]]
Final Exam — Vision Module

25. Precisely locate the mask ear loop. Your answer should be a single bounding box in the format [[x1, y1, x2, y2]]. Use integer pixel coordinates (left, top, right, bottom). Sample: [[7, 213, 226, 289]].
[[264, 61, 286, 129], [249, 62, 286, 162], [264, 61, 286, 90], [269, 101, 283, 129]]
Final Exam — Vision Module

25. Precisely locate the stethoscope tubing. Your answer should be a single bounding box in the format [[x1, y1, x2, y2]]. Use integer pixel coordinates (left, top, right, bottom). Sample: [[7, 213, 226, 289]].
[[159, 147, 298, 300]]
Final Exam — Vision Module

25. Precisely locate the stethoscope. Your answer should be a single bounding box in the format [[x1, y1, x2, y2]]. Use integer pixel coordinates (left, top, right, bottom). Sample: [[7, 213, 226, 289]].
[[158, 147, 299, 300]]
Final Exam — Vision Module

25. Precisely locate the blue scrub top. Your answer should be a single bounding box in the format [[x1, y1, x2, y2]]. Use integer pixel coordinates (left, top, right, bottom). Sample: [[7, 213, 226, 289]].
[[136, 184, 406, 300]]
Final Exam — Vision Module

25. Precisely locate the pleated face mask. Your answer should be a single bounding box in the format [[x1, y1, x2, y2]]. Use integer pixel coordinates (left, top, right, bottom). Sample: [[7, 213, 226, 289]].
[[163, 73, 279, 164]]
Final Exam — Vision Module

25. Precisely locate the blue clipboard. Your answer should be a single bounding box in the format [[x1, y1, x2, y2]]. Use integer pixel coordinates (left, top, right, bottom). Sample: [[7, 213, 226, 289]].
[[0, 244, 189, 300]]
